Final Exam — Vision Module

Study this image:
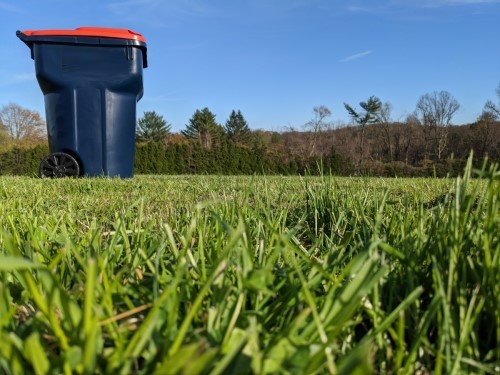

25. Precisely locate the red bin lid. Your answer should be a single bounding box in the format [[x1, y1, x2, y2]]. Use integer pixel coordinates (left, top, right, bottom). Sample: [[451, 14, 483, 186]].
[[20, 27, 146, 43]]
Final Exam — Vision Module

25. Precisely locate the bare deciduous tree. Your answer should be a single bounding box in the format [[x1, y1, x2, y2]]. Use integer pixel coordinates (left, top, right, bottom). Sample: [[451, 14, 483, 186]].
[[414, 91, 460, 160], [472, 109, 496, 158], [484, 82, 500, 119], [0, 103, 46, 145], [376, 102, 394, 162], [398, 114, 422, 165], [303, 105, 331, 157]]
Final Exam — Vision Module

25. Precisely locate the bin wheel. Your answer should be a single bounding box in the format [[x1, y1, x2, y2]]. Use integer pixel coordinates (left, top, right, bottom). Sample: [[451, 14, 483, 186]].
[[39, 153, 80, 178]]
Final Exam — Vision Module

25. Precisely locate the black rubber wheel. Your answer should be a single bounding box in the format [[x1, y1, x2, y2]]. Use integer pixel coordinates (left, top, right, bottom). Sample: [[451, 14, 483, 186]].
[[39, 152, 80, 178]]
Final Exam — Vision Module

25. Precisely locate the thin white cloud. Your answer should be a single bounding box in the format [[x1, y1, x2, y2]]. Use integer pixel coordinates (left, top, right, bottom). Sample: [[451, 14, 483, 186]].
[[107, 0, 162, 18], [339, 50, 373, 63], [346, 5, 386, 13], [347, 0, 500, 12], [107, 0, 215, 21], [0, 73, 36, 86], [142, 93, 180, 103], [251, 0, 324, 13], [390, 0, 500, 6], [12, 73, 35, 82], [441, 0, 500, 4], [167, 43, 204, 51], [442, 0, 500, 4], [0, 1, 21, 12]]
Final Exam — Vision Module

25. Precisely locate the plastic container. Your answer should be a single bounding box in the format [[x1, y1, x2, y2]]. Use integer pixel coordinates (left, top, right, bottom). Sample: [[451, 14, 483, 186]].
[[17, 27, 148, 177]]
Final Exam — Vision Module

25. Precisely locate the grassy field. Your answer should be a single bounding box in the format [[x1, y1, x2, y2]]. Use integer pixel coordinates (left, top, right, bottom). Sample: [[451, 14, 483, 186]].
[[0, 160, 498, 374]]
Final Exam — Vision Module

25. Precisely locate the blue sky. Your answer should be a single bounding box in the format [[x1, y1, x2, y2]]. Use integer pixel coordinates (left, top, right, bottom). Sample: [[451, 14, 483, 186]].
[[1, 0, 499, 132]]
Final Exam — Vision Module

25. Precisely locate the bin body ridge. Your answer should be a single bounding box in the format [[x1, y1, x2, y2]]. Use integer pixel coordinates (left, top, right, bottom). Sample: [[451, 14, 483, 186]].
[[17, 27, 148, 178]]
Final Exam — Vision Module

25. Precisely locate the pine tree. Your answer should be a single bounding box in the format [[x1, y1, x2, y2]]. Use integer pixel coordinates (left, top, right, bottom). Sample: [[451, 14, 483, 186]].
[[224, 110, 250, 144], [136, 111, 171, 143], [182, 107, 223, 149], [344, 96, 382, 165]]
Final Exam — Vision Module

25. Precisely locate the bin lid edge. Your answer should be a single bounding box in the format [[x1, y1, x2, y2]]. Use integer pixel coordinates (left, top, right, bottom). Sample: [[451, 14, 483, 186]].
[[19, 27, 146, 43]]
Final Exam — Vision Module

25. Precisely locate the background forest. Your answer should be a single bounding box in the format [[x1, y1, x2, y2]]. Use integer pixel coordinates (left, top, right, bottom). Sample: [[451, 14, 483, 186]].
[[1, 87, 499, 177]]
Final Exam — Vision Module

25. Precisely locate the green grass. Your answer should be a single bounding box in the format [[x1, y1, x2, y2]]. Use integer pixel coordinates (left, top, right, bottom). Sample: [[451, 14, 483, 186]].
[[0, 159, 498, 374]]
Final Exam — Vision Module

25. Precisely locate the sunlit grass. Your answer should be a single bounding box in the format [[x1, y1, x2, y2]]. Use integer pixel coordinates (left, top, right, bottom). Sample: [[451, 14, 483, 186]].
[[0, 159, 498, 374]]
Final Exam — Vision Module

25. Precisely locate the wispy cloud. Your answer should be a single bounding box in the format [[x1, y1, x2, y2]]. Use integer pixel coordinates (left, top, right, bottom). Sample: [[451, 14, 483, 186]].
[[0, 73, 36, 86], [12, 73, 35, 82], [346, 5, 386, 14], [346, 0, 500, 13], [107, 0, 217, 23], [390, 0, 500, 6], [142, 93, 180, 103], [107, 0, 163, 19], [441, 0, 500, 4], [167, 43, 204, 51], [0, 1, 21, 13], [251, 0, 325, 13], [339, 50, 373, 63]]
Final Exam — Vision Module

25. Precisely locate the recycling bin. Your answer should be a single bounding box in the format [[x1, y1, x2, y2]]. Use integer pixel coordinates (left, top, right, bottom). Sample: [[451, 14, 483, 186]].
[[17, 27, 148, 178]]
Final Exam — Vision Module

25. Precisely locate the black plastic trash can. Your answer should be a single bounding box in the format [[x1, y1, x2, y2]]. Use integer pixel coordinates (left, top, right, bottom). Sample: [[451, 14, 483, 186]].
[[17, 27, 148, 178]]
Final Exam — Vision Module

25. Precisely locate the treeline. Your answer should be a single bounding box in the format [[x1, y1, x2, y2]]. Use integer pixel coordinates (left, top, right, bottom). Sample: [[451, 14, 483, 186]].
[[136, 136, 485, 177], [273, 120, 500, 175], [1, 85, 499, 177], [0, 135, 493, 178], [0, 142, 351, 177], [134, 140, 353, 175]]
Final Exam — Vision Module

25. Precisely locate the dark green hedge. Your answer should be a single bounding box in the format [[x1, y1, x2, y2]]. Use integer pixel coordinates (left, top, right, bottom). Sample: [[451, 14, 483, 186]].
[[133, 141, 352, 175], [0, 141, 492, 177], [0, 145, 49, 176]]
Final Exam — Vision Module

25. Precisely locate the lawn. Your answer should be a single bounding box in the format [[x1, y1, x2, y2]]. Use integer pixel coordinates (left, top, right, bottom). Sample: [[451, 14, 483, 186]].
[[0, 161, 498, 374]]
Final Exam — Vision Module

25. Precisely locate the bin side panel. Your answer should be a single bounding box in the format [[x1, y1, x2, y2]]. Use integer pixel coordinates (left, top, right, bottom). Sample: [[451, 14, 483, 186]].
[[44, 90, 77, 157], [44, 88, 104, 175], [74, 88, 104, 176], [104, 91, 137, 178], [34, 44, 64, 94]]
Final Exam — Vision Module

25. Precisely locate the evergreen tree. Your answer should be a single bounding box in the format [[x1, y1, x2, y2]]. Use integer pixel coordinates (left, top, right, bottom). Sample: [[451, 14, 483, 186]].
[[182, 107, 223, 149], [136, 111, 171, 143], [224, 110, 250, 144], [344, 96, 382, 165]]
